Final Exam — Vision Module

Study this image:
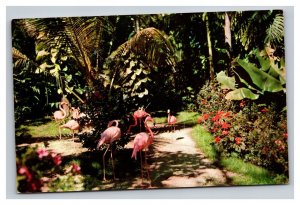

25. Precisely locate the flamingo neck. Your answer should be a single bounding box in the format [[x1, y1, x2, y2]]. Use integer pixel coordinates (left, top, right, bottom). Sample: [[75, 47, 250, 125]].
[[108, 120, 118, 127], [145, 123, 153, 139], [59, 103, 67, 118], [168, 113, 171, 123]]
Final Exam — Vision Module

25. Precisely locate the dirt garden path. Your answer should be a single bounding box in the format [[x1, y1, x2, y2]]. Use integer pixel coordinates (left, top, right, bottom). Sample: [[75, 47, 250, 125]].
[[126, 127, 235, 188], [17, 126, 235, 190]]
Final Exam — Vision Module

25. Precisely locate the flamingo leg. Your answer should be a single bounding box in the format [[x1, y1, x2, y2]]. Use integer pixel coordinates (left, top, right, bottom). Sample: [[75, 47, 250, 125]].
[[72, 130, 75, 142], [139, 118, 142, 132], [145, 149, 152, 187], [140, 151, 143, 184], [110, 146, 116, 180], [102, 144, 110, 181]]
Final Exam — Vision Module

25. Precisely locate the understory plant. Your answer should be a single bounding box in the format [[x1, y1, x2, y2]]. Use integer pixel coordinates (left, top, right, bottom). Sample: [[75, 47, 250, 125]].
[[197, 81, 288, 177], [16, 146, 81, 192]]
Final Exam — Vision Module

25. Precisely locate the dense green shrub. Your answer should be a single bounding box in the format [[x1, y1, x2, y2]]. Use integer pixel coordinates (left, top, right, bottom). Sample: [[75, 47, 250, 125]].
[[77, 88, 132, 151], [196, 81, 288, 175]]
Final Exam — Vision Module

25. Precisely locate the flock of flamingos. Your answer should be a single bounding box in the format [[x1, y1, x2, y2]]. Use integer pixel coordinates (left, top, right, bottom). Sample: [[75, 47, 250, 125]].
[[53, 100, 177, 186]]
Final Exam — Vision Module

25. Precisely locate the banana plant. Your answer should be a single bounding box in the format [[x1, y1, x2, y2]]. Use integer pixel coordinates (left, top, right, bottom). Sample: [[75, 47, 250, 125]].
[[217, 47, 286, 101]]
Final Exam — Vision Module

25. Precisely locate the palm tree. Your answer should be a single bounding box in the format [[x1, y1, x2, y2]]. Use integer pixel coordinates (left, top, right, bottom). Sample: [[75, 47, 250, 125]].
[[203, 12, 215, 81], [234, 10, 284, 51], [103, 27, 177, 96], [17, 16, 111, 87]]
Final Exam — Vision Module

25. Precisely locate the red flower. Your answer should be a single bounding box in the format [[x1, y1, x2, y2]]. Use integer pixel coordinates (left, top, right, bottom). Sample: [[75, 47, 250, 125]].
[[211, 127, 218, 133], [215, 136, 221, 144], [212, 114, 221, 122], [37, 148, 49, 159], [201, 99, 207, 105], [217, 111, 224, 116], [261, 108, 268, 113], [198, 113, 210, 123], [223, 112, 231, 118], [275, 139, 285, 151], [283, 133, 288, 139], [222, 130, 229, 135], [240, 100, 246, 108], [214, 121, 221, 126], [203, 113, 209, 120], [221, 121, 231, 129], [235, 137, 242, 145], [72, 163, 81, 174], [18, 166, 32, 181], [52, 154, 62, 166], [197, 116, 203, 123]]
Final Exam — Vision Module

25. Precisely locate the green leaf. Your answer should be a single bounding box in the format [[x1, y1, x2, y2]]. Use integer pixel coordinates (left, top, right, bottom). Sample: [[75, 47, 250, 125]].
[[57, 88, 63, 94], [65, 74, 72, 82], [233, 70, 262, 94], [225, 88, 259, 100], [237, 58, 284, 93], [75, 88, 84, 95], [256, 49, 270, 72], [136, 68, 142, 76], [36, 50, 49, 61], [216, 71, 236, 90]]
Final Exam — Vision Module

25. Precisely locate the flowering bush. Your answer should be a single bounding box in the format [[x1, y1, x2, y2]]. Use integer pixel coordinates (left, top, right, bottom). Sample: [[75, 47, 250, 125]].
[[16, 146, 81, 192], [196, 82, 288, 176]]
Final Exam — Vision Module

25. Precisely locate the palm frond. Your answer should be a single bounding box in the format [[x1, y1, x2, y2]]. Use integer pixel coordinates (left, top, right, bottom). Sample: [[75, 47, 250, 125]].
[[108, 27, 176, 69], [12, 47, 38, 71], [265, 13, 284, 45]]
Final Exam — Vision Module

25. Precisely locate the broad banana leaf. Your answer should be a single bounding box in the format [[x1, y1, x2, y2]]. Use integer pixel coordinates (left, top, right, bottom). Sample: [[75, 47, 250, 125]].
[[216, 71, 236, 90], [237, 59, 284, 93], [225, 88, 259, 100]]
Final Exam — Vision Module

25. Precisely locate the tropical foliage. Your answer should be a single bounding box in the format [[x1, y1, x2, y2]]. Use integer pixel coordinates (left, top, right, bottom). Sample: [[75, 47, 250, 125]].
[[13, 9, 288, 191]]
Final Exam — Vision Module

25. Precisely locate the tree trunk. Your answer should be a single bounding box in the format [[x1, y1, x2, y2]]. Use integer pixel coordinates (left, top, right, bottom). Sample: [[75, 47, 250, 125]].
[[135, 16, 140, 33], [224, 12, 232, 75], [224, 12, 232, 49], [204, 13, 214, 81]]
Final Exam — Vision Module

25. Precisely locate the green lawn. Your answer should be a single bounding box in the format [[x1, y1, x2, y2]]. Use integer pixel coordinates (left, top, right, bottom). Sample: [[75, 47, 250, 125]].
[[16, 118, 72, 138], [153, 111, 198, 125]]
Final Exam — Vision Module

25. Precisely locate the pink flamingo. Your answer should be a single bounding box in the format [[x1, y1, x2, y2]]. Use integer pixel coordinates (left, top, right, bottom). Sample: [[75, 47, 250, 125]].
[[131, 116, 154, 185], [59, 119, 80, 141], [167, 109, 177, 132], [127, 107, 150, 133], [97, 120, 121, 181], [71, 107, 86, 119], [53, 102, 68, 138], [53, 102, 68, 121]]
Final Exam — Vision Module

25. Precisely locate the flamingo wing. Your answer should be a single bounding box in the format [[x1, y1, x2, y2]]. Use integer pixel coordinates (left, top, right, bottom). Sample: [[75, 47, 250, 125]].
[[97, 126, 121, 149], [131, 132, 150, 159], [54, 111, 64, 120], [170, 116, 177, 124]]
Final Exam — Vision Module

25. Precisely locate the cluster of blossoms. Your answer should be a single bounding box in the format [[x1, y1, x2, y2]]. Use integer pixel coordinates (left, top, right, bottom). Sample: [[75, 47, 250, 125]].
[[17, 147, 81, 192], [197, 110, 241, 145]]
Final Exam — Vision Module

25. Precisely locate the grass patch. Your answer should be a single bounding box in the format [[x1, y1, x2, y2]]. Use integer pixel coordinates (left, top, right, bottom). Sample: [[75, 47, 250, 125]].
[[192, 125, 217, 161], [16, 118, 72, 138], [176, 111, 198, 124], [153, 117, 167, 124], [220, 157, 285, 185], [153, 111, 198, 125], [191, 124, 287, 185]]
